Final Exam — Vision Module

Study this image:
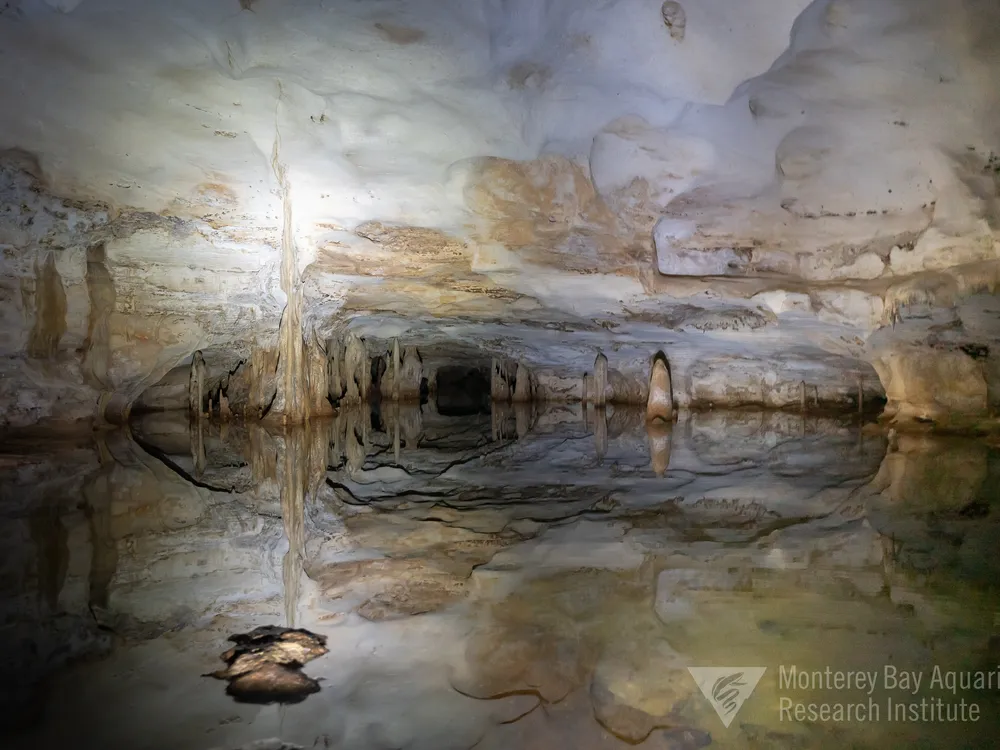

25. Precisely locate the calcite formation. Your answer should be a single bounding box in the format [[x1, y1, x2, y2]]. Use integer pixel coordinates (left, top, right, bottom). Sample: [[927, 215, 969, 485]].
[[0, 0, 998, 430]]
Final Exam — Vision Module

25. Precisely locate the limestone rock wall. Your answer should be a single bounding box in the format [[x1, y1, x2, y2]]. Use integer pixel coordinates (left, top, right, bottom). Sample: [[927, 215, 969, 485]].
[[1, 0, 1000, 427]]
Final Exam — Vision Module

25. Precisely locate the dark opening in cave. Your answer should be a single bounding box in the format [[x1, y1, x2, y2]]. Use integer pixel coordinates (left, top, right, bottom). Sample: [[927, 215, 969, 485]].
[[435, 366, 490, 416], [370, 355, 387, 392]]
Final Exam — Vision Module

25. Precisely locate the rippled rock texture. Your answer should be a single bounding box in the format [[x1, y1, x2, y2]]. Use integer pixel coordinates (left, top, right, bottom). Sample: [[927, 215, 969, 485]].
[[3, 405, 1000, 749], [1, 0, 999, 430]]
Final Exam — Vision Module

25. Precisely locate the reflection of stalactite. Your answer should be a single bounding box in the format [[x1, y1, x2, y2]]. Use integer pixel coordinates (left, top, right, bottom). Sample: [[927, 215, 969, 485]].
[[278, 422, 332, 627], [192, 412, 206, 478], [594, 406, 608, 462], [647, 420, 672, 477], [400, 404, 423, 447], [392, 338, 401, 402], [280, 431, 305, 629], [345, 406, 369, 475], [82, 438, 117, 611], [514, 402, 532, 438], [189, 351, 206, 417]]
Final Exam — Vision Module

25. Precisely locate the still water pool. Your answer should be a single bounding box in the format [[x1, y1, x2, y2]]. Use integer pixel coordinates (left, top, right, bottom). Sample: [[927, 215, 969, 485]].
[[2, 404, 1000, 749]]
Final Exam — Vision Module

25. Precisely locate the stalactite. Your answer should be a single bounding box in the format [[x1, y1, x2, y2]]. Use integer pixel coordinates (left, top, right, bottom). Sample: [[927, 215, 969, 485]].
[[491, 358, 513, 403], [269, 143, 308, 423], [646, 354, 674, 422], [305, 331, 333, 417], [327, 337, 344, 403], [594, 353, 608, 408], [399, 346, 423, 401], [582, 374, 595, 405], [342, 333, 370, 405], [247, 343, 279, 419], [512, 362, 534, 402]]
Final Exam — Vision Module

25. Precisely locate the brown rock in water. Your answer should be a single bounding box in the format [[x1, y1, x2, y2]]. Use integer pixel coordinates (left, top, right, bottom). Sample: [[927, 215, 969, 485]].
[[213, 627, 328, 676], [205, 626, 328, 704], [225, 662, 321, 704]]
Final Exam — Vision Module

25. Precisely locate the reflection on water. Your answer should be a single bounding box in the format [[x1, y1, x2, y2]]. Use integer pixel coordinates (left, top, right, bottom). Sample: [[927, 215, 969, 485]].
[[2, 404, 1000, 749]]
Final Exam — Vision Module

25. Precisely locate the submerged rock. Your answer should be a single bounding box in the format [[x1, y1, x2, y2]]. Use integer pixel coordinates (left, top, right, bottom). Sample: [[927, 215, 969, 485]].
[[225, 663, 321, 705]]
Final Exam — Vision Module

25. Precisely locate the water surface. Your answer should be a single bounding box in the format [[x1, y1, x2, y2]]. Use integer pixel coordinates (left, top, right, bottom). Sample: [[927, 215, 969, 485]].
[[3, 404, 1000, 749]]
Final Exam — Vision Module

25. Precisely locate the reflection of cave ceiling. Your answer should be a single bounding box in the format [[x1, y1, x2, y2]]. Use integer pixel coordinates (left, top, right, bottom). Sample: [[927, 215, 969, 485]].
[[1, 0, 999, 428], [7, 405, 1000, 746]]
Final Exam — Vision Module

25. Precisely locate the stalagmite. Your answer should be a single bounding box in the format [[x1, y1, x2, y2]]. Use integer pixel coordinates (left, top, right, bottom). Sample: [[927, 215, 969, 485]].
[[800, 380, 807, 412], [189, 350, 206, 418], [857, 376, 864, 415], [220, 392, 232, 420], [646, 354, 674, 422], [594, 353, 608, 408]]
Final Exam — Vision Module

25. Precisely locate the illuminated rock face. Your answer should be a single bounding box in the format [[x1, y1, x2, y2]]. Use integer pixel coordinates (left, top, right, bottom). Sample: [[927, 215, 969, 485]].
[[0, 0, 999, 427]]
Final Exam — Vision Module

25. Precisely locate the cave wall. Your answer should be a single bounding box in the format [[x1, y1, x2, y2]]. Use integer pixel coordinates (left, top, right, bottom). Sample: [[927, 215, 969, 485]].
[[1, 0, 999, 427]]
